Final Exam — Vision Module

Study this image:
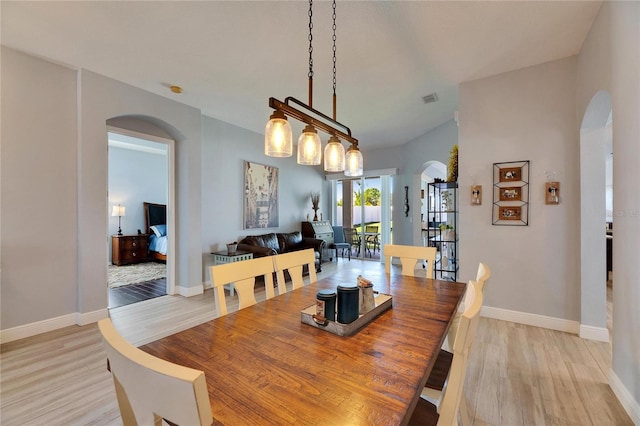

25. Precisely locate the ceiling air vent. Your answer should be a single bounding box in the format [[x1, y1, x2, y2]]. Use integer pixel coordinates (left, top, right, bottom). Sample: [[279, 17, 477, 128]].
[[422, 93, 439, 104]]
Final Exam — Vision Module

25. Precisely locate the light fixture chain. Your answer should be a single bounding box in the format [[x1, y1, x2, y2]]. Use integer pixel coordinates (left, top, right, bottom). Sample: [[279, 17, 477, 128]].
[[308, 0, 314, 79], [332, 0, 337, 96]]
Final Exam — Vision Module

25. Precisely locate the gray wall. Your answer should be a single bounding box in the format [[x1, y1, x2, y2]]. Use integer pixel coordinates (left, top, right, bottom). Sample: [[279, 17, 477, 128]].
[[459, 56, 580, 321], [363, 119, 458, 246], [1, 47, 78, 328], [578, 0, 639, 413], [609, 0, 640, 412], [200, 115, 325, 282], [77, 69, 203, 310], [0, 46, 325, 331]]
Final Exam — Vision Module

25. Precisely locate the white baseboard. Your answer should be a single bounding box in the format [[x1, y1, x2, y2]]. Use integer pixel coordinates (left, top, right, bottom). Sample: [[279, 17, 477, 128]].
[[579, 324, 610, 342], [609, 369, 640, 425], [481, 306, 580, 334], [177, 284, 204, 297], [203, 280, 212, 290], [76, 309, 109, 326], [1, 313, 77, 344]]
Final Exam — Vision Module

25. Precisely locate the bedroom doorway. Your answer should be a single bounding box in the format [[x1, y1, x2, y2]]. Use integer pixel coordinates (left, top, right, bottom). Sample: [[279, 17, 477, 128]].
[[107, 128, 175, 309]]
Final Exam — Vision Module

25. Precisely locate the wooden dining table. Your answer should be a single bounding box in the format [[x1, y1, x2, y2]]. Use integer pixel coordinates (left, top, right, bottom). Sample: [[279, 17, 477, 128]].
[[141, 269, 466, 426]]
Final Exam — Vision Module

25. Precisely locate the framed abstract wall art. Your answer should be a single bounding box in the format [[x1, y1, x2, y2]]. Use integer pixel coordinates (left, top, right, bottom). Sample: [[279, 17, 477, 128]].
[[243, 161, 279, 229]]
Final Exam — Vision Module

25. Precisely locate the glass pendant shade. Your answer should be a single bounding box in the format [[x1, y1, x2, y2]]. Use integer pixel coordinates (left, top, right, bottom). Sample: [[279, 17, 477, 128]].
[[265, 110, 293, 157], [324, 136, 345, 172], [297, 124, 322, 165], [344, 144, 363, 176]]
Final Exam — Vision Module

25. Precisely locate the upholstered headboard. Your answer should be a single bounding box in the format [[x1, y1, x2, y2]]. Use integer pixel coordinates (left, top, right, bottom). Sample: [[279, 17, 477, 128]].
[[144, 202, 166, 235]]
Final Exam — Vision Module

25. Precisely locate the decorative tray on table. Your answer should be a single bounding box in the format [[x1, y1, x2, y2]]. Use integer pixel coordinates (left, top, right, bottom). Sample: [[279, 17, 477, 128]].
[[300, 293, 393, 336]]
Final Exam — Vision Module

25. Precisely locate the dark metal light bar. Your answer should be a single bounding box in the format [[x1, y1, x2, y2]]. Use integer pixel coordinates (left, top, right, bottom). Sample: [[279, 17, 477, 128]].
[[269, 97, 358, 147]]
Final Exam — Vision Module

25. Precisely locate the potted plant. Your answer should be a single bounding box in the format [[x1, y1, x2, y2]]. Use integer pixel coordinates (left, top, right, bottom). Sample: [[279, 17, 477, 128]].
[[439, 223, 454, 241]]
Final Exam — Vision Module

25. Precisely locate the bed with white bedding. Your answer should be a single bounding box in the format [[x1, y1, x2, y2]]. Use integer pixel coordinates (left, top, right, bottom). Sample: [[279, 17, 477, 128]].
[[144, 202, 167, 262]]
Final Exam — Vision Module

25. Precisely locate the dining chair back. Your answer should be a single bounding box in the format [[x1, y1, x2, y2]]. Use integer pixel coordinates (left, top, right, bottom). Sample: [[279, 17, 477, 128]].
[[273, 249, 317, 294], [209, 256, 275, 316], [383, 244, 436, 278], [418, 280, 483, 426], [98, 318, 212, 426], [330, 226, 351, 261], [442, 262, 490, 356], [475, 262, 492, 292]]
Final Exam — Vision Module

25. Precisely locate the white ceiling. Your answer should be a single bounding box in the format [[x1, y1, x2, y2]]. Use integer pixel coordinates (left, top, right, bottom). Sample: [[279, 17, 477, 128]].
[[1, 1, 602, 150]]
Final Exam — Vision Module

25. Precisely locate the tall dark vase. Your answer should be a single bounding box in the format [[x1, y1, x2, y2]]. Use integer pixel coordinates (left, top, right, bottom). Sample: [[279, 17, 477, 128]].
[[313, 208, 319, 221]]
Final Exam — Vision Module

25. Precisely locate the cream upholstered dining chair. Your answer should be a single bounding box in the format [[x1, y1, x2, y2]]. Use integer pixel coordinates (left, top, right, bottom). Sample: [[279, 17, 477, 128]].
[[98, 318, 213, 426], [273, 248, 318, 295], [383, 244, 437, 278], [409, 280, 483, 426], [209, 256, 275, 317]]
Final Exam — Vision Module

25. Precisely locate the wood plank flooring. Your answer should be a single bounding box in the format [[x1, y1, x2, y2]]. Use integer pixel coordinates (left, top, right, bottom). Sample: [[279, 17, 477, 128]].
[[108, 278, 167, 309], [0, 259, 632, 425]]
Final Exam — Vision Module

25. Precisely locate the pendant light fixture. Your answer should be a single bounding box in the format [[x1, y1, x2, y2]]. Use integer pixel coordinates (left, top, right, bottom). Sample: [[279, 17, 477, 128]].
[[344, 143, 363, 176], [264, 109, 292, 157], [295, 0, 322, 165], [265, 0, 363, 176]]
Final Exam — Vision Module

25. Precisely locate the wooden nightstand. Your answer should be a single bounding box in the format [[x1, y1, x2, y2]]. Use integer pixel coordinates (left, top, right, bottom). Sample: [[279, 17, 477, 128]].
[[112, 234, 149, 266]]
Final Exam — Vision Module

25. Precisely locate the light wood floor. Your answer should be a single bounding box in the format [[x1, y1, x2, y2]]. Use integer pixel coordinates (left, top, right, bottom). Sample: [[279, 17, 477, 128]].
[[0, 260, 631, 425]]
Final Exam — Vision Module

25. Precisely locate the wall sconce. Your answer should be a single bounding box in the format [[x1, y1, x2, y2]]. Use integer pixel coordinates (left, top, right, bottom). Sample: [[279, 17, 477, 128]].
[[471, 185, 482, 205], [546, 182, 560, 204], [111, 204, 126, 235]]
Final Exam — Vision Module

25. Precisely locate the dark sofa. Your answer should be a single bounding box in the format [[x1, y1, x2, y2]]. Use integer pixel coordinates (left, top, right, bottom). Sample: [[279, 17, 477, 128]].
[[237, 231, 325, 272]]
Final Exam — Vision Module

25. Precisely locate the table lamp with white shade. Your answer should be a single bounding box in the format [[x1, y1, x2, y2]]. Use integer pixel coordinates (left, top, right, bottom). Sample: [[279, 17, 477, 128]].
[[111, 204, 126, 236]]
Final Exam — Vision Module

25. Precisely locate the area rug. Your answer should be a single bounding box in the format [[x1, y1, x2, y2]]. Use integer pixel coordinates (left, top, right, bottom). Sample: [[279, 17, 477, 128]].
[[108, 262, 166, 288]]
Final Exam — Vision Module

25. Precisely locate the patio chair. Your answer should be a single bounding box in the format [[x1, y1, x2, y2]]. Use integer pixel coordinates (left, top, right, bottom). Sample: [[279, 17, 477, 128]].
[[330, 226, 351, 261], [343, 227, 361, 257]]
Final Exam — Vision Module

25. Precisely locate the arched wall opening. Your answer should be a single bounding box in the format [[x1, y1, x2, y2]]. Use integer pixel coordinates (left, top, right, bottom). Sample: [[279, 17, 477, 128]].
[[412, 161, 447, 246], [106, 115, 178, 298], [579, 90, 612, 342]]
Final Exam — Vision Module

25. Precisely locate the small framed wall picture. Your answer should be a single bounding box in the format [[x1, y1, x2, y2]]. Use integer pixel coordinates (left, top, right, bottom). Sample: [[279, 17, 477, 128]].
[[546, 182, 560, 204], [499, 186, 522, 201], [498, 206, 522, 220], [471, 185, 482, 205], [499, 166, 522, 182]]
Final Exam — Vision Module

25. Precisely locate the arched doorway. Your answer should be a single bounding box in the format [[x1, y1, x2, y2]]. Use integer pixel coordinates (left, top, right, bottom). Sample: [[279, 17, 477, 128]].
[[105, 116, 178, 307], [413, 161, 447, 246], [579, 90, 612, 342]]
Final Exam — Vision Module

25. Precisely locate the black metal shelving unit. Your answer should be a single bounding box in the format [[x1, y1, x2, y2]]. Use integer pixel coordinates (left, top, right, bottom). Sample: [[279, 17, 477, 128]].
[[427, 181, 458, 281]]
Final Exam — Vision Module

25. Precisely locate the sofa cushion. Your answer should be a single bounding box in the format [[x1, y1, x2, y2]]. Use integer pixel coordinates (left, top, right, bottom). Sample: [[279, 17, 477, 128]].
[[241, 233, 280, 252], [278, 231, 303, 253]]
